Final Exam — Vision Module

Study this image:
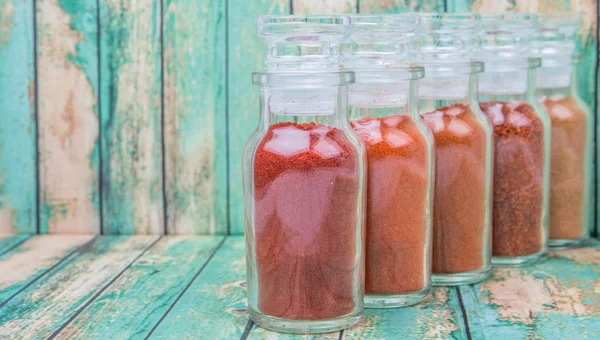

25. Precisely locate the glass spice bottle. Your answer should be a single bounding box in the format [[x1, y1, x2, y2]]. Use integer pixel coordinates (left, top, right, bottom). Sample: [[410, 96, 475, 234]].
[[343, 14, 433, 307], [243, 16, 365, 334], [533, 13, 593, 249], [477, 14, 550, 267], [415, 13, 493, 285]]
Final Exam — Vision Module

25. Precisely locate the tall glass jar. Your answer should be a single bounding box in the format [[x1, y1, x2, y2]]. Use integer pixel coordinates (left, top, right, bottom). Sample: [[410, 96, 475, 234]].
[[344, 15, 433, 307], [533, 13, 593, 249], [415, 13, 493, 285], [243, 16, 365, 334], [477, 14, 550, 267]]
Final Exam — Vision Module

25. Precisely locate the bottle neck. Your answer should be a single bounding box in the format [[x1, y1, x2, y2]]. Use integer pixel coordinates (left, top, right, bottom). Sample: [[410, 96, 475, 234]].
[[536, 62, 577, 99], [259, 86, 350, 128], [348, 79, 418, 120], [478, 66, 537, 103]]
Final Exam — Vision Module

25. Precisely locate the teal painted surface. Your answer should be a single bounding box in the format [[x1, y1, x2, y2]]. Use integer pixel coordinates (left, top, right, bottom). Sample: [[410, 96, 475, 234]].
[[163, 0, 227, 234], [55, 236, 223, 338], [148, 236, 249, 339], [343, 288, 467, 339], [0, 236, 158, 339], [227, 0, 291, 235], [358, 0, 444, 13], [462, 243, 600, 339], [37, 0, 100, 234], [0, 235, 93, 304], [0, 236, 29, 256], [99, 0, 164, 234], [0, 0, 36, 235]]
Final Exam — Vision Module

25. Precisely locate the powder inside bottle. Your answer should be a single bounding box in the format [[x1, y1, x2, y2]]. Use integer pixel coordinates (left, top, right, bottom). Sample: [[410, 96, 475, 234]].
[[480, 101, 545, 257], [351, 115, 429, 295], [253, 122, 360, 320], [421, 104, 489, 274], [542, 96, 589, 240]]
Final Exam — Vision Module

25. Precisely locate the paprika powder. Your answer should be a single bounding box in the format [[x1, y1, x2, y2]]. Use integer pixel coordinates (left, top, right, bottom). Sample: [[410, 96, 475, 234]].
[[421, 103, 492, 283], [480, 101, 546, 259], [351, 114, 431, 303]]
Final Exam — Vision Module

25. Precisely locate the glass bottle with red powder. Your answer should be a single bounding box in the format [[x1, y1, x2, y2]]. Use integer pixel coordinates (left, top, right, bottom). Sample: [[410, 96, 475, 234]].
[[344, 15, 434, 307], [533, 13, 593, 249], [415, 13, 493, 286], [477, 14, 551, 267], [243, 16, 365, 334]]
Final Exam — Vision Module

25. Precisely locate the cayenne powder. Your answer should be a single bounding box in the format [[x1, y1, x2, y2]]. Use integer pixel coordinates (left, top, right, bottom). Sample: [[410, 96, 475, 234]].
[[542, 97, 589, 240], [480, 101, 545, 257], [253, 122, 360, 320], [421, 104, 489, 274], [351, 115, 429, 295]]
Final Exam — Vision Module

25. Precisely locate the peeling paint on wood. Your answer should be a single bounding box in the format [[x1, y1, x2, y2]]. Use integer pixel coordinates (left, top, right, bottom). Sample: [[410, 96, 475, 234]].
[[0, 235, 29, 256], [0, 0, 36, 235], [0, 236, 158, 339], [344, 288, 467, 339], [55, 236, 223, 338], [163, 0, 227, 234], [0, 234, 93, 304], [227, 0, 291, 235], [148, 236, 249, 339], [100, 0, 164, 234], [462, 243, 600, 339], [37, 0, 100, 234]]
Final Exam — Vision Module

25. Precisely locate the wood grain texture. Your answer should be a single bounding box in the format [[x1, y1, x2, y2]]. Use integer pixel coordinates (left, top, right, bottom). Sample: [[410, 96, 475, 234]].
[[37, 0, 100, 234], [99, 0, 164, 234], [0, 235, 29, 256], [55, 236, 223, 339], [293, 0, 357, 13], [0, 235, 158, 339], [0, 0, 36, 235], [358, 0, 444, 13], [227, 0, 291, 235], [461, 242, 600, 339], [0, 234, 93, 304], [163, 0, 227, 234], [148, 236, 248, 339], [344, 288, 468, 339]]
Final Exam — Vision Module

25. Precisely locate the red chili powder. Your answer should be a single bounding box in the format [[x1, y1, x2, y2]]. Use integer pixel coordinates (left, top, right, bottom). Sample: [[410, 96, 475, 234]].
[[253, 122, 361, 320], [542, 97, 588, 240], [351, 115, 429, 295], [480, 102, 545, 257], [421, 104, 489, 274]]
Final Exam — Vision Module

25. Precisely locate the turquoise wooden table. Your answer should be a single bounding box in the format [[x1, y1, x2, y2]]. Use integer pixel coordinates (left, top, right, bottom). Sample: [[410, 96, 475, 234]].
[[0, 235, 598, 339]]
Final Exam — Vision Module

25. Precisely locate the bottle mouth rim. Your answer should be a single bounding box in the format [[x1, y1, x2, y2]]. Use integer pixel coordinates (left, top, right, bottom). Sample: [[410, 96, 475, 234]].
[[414, 61, 484, 74], [479, 13, 538, 22], [252, 71, 355, 87], [348, 13, 419, 25], [416, 12, 480, 21], [348, 66, 425, 81]]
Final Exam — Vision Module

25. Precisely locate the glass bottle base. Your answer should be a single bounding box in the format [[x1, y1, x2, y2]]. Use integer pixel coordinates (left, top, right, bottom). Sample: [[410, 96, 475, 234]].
[[249, 308, 362, 334], [432, 266, 491, 286], [492, 251, 547, 267], [364, 286, 430, 308], [549, 235, 589, 250]]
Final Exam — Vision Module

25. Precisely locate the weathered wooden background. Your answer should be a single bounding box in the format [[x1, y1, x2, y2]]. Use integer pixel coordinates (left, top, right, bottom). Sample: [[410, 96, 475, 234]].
[[0, 0, 598, 235]]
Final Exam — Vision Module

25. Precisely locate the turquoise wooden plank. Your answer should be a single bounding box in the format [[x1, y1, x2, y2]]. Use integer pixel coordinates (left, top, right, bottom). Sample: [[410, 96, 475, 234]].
[[293, 0, 357, 13], [343, 288, 468, 339], [247, 325, 341, 340], [461, 242, 600, 339], [37, 0, 100, 234], [358, 0, 444, 13], [147, 236, 249, 339], [163, 0, 227, 234], [0, 0, 36, 235], [54, 236, 224, 338], [227, 0, 291, 235], [0, 235, 158, 339], [0, 235, 94, 304], [0, 236, 29, 256], [99, 0, 164, 234]]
